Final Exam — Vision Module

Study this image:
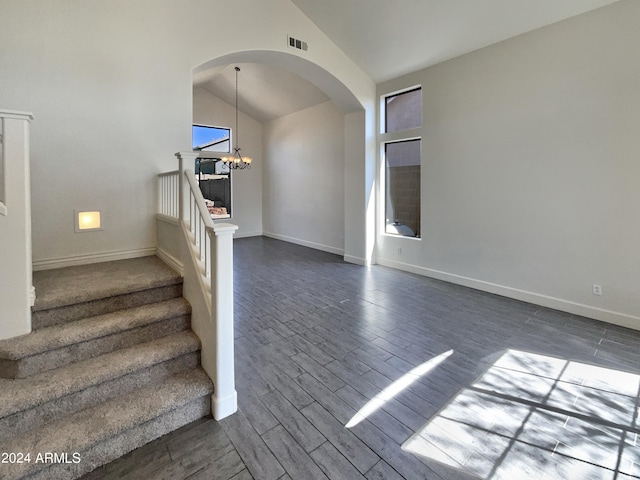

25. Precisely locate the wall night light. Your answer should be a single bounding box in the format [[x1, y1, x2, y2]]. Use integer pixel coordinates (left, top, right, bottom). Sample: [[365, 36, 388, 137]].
[[75, 210, 101, 232]]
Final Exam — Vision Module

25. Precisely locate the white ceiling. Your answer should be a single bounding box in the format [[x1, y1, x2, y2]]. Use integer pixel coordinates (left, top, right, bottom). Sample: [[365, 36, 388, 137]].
[[195, 0, 620, 122], [194, 63, 329, 123], [291, 0, 620, 84]]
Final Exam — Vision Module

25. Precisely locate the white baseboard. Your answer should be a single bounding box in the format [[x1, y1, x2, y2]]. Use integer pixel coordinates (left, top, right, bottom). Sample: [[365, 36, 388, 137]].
[[156, 247, 184, 276], [378, 257, 640, 331], [234, 230, 262, 239], [33, 247, 157, 271], [156, 213, 179, 226], [344, 255, 369, 266], [263, 231, 344, 256], [29, 285, 36, 307], [212, 391, 237, 421]]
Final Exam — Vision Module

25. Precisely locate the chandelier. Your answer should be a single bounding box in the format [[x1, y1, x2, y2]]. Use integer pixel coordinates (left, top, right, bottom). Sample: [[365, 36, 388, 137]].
[[221, 66, 252, 169]]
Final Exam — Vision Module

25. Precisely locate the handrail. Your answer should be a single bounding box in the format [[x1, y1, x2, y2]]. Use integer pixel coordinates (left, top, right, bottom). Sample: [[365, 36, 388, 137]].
[[184, 167, 215, 281], [184, 167, 215, 231], [156, 152, 238, 420]]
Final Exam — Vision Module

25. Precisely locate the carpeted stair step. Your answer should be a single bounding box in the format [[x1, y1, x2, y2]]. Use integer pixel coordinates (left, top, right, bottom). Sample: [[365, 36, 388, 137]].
[[0, 331, 202, 442], [0, 368, 213, 480], [0, 298, 192, 379], [32, 256, 183, 330], [0, 257, 215, 479]]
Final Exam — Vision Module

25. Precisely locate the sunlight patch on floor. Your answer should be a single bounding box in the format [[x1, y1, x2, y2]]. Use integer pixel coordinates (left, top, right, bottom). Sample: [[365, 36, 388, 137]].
[[345, 349, 454, 428], [402, 349, 640, 479]]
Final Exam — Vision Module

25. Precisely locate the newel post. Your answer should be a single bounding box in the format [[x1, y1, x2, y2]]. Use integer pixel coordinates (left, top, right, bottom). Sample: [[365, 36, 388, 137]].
[[208, 222, 239, 420], [174, 151, 198, 224]]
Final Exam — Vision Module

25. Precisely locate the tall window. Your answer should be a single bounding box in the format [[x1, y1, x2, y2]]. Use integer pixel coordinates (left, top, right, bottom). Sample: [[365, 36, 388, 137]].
[[382, 87, 422, 237], [192, 124, 232, 217], [385, 140, 421, 237]]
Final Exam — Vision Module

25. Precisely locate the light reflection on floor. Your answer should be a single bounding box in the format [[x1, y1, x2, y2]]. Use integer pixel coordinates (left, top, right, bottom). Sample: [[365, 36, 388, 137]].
[[346, 350, 454, 428], [402, 350, 640, 479]]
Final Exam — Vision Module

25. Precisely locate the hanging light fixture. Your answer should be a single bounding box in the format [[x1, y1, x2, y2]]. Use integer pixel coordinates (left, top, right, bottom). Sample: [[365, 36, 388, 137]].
[[221, 66, 252, 169]]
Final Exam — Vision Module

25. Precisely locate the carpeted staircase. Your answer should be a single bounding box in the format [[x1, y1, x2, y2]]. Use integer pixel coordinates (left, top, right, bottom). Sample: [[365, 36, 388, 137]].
[[0, 257, 214, 480]]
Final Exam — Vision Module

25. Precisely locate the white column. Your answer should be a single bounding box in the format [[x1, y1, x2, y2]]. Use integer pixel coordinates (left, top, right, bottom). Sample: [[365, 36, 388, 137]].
[[208, 222, 238, 420], [0, 110, 34, 340]]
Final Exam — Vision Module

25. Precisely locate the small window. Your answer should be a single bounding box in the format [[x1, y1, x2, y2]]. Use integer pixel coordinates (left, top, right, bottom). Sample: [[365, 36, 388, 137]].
[[192, 124, 230, 153], [385, 139, 420, 238], [385, 87, 421, 133]]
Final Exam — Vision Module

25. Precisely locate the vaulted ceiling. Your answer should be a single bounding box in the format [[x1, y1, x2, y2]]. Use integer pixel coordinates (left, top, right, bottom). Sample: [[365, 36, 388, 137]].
[[290, 0, 619, 84], [193, 63, 329, 124], [194, 0, 620, 122]]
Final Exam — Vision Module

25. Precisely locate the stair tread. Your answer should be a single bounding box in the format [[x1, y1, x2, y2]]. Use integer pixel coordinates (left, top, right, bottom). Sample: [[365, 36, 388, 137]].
[[1, 257, 215, 479], [32, 256, 182, 312], [0, 368, 213, 480], [0, 298, 190, 361], [0, 331, 201, 419]]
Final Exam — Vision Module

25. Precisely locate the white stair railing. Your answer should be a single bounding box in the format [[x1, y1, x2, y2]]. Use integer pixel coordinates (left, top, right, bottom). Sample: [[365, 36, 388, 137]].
[[185, 168, 214, 282], [157, 152, 238, 420], [157, 170, 179, 219]]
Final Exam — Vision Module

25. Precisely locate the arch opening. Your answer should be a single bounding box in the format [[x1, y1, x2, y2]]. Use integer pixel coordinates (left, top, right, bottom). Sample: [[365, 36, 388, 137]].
[[192, 49, 374, 267]]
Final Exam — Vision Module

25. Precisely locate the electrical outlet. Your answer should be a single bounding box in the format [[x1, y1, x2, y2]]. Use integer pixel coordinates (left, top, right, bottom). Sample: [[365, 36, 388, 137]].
[[592, 284, 602, 296]]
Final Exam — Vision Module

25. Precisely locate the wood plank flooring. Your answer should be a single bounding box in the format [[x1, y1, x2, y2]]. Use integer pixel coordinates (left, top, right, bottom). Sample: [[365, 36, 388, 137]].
[[83, 237, 640, 480]]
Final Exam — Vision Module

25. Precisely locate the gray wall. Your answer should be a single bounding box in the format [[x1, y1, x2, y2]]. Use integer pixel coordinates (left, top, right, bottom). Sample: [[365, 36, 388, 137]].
[[263, 101, 346, 254], [0, 0, 373, 268], [376, 0, 640, 327]]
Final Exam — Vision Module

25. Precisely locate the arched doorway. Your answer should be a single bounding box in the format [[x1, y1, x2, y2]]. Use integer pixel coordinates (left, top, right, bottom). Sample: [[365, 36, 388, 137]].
[[192, 51, 374, 266]]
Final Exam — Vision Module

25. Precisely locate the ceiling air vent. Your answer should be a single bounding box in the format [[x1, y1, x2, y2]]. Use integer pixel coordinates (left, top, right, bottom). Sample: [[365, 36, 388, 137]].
[[287, 35, 308, 52]]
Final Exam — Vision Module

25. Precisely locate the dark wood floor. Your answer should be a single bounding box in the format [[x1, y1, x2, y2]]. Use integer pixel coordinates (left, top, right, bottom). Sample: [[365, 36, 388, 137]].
[[84, 236, 640, 480]]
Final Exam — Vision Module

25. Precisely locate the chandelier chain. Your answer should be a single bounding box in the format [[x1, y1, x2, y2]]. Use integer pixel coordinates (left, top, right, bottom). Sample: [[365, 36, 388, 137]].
[[234, 66, 239, 150], [221, 65, 251, 169]]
